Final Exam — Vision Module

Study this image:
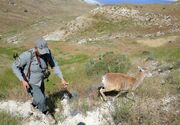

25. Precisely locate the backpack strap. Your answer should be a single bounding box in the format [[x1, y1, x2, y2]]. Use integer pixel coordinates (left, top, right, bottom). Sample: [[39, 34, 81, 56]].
[[26, 50, 33, 79], [34, 47, 42, 69]]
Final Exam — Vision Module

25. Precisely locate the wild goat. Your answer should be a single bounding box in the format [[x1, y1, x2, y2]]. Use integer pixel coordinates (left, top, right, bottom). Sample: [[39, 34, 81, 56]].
[[99, 66, 152, 101]]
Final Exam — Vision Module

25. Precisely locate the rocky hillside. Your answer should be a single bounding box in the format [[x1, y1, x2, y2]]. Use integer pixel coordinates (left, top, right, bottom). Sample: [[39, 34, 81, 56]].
[[0, 0, 94, 44], [0, 90, 179, 125], [44, 4, 180, 43]]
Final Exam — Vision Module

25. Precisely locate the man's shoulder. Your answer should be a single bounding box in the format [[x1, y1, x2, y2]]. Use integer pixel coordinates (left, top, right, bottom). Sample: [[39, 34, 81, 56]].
[[19, 48, 35, 60]]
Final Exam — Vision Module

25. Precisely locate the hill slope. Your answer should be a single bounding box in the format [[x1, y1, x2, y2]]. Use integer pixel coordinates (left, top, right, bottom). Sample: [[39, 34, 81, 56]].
[[0, 0, 94, 43], [44, 4, 180, 42]]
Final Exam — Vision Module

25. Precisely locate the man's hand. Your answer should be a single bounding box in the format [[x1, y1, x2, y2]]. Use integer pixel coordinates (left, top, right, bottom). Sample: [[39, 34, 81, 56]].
[[21, 80, 30, 90], [61, 78, 69, 89]]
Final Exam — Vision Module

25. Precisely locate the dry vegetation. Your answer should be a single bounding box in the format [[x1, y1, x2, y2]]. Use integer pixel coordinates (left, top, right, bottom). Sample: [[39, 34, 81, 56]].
[[0, 0, 94, 43]]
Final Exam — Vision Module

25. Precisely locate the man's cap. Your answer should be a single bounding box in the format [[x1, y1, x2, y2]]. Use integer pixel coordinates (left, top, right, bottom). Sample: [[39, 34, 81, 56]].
[[35, 37, 49, 55]]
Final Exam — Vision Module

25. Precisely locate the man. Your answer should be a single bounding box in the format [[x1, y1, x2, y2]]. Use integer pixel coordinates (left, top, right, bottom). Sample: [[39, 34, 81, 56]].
[[12, 37, 68, 121]]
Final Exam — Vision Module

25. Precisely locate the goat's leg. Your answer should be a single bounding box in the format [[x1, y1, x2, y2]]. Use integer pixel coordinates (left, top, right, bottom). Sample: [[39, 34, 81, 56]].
[[115, 90, 127, 99], [99, 88, 108, 101]]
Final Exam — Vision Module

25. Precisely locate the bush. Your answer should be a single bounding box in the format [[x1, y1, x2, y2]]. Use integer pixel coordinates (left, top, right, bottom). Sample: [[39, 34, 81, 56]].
[[86, 52, 131, 76], [112, 99, 133, 124], [0, 68, 26, 100], [0, 111, 22, 125], [0, 47, 25, 59], [165, 69, 180, 94], [151, 47, 180, 62]]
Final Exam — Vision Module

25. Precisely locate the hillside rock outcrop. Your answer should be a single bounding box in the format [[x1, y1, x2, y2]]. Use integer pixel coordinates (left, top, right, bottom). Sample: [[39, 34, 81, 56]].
[[44, 6, 180, 42]]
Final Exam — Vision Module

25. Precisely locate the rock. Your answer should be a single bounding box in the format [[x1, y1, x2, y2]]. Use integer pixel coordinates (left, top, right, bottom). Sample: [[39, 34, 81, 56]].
[[24, 9, 28, 13], [0, 100, 54, 125], [78, 39, 87, 44], [156, 31, 165, 36], [44, 30, 66, 41], [8, 0, 16, 6], [142, 50, 151, 55], [77, 122, 86, 125], [58, 99, 115, 125], [44, 16, 93, 41], [173, 61, 180, 69], [7, 36, 19, 44], [158, 65, 173, 73]]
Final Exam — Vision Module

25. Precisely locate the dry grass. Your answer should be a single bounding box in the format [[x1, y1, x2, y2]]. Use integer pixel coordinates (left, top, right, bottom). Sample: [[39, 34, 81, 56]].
[[0, 111, 22, 125], [0, 0, 94, 44], [136, 36, 178, 47]]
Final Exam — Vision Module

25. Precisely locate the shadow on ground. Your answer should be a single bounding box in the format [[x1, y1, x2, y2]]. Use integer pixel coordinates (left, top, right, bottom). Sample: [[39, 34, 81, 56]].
[[47, 89, 73, 114]]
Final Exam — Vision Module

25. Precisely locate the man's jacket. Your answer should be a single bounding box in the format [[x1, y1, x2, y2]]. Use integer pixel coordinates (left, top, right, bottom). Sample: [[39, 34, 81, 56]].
[[12, 48, 63, 86]]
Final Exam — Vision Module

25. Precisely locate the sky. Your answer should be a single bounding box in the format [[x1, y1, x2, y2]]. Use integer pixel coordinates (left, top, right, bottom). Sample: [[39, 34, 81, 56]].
[[83, 0, 101, 5], [84, 0, 176, 5]]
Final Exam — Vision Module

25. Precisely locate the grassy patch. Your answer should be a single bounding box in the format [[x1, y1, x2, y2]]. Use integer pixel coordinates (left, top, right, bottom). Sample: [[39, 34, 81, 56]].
[[82, 20, 132, 37], [89, 19, 133, 34], [86, 52, 131, 77], [46, 62, 93, 97], [91, 14, 138, 33], [112, 98, 133, 124], [136, 68, 180, 99], [45, 75, 60, 94], [81, 99, 91, 115], [70, 14, 141, 40], [152, 46, 180, 62], [68, 98, 93, 116], [136, 76, 172, 99], [58, 54, 89, 65], [0, 47, 25, 59], [165, 69, 180, 94], [0, 68, 26, 100], [172, 118, 180, 125], [62, 63, 93, 94], [0, 111, 22, 125], [142, 46, 180, 63]]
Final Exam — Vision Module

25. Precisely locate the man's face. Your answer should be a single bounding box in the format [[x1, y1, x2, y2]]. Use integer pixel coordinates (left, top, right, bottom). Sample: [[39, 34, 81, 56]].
[[36, 48, 48, 56], [39, 53, 50, 62]]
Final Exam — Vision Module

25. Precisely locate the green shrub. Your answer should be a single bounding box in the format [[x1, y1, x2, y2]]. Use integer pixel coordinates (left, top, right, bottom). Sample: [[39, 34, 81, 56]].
[[0, 47, 25, 59], [172, 118, 180, 125], [165, 69, 180, 94], [59, 54, 89, 65], [0, 68, 25, 100], [81, 99, 90, 115], [112, 99, 133, 124], [136, 69, 180, 99], [137, 77, 168, 99], [86, 52, 131, 77], [151, 47, 180, 62], [0, 111, 22, 125]]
